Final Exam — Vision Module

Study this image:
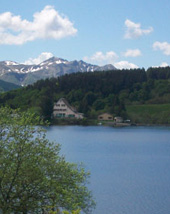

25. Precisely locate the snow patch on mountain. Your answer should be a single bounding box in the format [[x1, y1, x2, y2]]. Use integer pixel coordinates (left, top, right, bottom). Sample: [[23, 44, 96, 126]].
[[0, 56, 117, 85], [5, 61, 19, 66]]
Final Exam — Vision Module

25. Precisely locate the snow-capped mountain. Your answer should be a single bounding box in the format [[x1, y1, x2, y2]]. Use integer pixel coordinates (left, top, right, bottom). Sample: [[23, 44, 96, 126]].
[[0, 57, 116, 86]]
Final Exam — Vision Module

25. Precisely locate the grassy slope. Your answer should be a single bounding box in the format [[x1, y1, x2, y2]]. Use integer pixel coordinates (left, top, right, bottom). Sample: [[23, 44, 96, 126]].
[[126, 104, 170, 125]]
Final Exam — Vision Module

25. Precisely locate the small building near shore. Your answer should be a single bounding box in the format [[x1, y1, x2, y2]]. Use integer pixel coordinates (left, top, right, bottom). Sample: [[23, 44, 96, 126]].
[[98, 113, 113, 121], [53, 98, 84, 119], [114, 116, 123, 123]]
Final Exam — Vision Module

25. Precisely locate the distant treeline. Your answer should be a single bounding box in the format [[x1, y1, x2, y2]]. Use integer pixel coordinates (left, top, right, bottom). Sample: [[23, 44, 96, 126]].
[[0, 67, 170, 122]]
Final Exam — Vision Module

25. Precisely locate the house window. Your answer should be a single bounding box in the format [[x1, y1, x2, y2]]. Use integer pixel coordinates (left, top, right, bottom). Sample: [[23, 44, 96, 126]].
[[56, 109, 66, 112], [56, 113, 65, 118], [68, 114, 75, 118]]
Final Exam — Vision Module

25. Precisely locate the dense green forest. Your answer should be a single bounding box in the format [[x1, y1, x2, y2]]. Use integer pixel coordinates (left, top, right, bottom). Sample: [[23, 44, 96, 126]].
[[0, 66, 170, 124]]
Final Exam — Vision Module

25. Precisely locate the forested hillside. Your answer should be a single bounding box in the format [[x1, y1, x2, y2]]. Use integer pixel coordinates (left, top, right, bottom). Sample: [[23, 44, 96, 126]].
[[0, 67, 170, 124], [0, 79, 21, 92]]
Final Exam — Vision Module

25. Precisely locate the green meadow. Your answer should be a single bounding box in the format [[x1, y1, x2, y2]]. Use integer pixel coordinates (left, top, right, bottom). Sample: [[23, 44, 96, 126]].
[[127, 104, 170, 125]]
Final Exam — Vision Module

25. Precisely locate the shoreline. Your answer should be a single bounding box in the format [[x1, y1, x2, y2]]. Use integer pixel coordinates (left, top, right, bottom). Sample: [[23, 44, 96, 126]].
[[50, 120, 170, 127], [50, 117, 170, 127]]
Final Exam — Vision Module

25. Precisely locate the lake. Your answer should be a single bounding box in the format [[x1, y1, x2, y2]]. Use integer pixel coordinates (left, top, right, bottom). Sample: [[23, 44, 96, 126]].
[[45, 126, 170, 214]]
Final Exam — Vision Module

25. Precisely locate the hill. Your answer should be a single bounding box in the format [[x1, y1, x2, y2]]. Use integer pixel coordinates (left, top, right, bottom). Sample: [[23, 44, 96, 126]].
[[0, 66, 170, 124], [0, 79, 21, 92]]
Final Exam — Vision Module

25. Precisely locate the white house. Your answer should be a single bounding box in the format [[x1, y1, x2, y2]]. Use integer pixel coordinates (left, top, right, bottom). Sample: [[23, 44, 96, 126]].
[[53, 98, 84, 119], [114, 116, 123, 123]]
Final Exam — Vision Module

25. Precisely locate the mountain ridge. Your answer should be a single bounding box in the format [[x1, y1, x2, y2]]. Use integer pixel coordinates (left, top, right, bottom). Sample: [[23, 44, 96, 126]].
[[0, 57, 117, 86]]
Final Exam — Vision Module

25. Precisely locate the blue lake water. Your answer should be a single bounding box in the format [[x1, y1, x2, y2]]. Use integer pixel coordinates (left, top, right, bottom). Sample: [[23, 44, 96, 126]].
[[45, 126, 170, 214]]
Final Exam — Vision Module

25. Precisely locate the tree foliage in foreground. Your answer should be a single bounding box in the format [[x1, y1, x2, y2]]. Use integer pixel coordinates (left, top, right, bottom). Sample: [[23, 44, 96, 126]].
[[0, 107, 95, 214]]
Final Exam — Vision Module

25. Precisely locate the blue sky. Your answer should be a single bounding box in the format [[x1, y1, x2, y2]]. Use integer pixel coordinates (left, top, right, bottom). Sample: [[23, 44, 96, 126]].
[[0, 0, 170, 69]]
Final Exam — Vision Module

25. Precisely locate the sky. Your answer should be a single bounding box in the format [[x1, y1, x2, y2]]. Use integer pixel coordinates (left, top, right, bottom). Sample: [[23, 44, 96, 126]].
[[0, 0, 170, 69]]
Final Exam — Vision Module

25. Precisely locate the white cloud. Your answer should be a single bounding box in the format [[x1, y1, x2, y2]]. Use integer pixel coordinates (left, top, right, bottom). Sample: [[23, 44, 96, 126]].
[[153, 41, 170, 55], [23, 52, 54, 65], [152, 62, 169, 68], [123, 49, 141, 57], [160, 62, 169, 67], [124, 19, 153, 39], [84, 51, 139, 69], [114, 61, 138, 69], [0, 5, 77, 45], [83, 51, 118, 65]]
